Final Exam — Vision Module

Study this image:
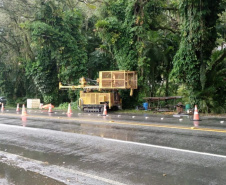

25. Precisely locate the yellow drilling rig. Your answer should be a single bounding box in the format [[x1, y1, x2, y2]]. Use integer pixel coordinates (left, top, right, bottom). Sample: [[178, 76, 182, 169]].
[[59, 71, 137, 112]]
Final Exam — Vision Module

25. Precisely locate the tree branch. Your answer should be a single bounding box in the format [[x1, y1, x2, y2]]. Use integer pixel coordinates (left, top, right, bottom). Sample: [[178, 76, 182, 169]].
[[161, 7, 178, 11], [78, 0, 103, 4], [151, 25, 179, 34], [211, 49, 226, 70], [0, 35, 20, 53]]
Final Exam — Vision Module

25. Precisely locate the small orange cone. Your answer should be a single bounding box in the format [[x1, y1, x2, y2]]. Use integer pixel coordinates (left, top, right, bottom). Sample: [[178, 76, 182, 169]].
[[103, 104, 107, 116], [16, 103, 20, 112], [21, 104, 27, 116], [193, 105, 200, 121], [1, 103, 4, 112], [48, 103, 53, 113], [67, 103, 72, 114]]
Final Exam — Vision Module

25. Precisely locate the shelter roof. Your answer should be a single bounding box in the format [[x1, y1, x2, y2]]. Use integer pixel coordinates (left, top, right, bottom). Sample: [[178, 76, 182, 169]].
[[143, 96, 182, 101]]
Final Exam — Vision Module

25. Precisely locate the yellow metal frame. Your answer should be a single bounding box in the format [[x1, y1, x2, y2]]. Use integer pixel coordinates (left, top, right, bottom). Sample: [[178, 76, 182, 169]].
[[79, 91, 115, 109], [59, 71, 137, 95], [99, 70, 137, 89], [59, 71, 137, 109]]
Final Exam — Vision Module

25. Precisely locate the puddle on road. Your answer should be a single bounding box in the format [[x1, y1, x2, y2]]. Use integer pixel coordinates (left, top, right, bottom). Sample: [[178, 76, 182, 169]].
[[0, 162, 66, 185], [14, 116, 138, 142], [0, 143, 123, 184], [0, 143, 83, 167]]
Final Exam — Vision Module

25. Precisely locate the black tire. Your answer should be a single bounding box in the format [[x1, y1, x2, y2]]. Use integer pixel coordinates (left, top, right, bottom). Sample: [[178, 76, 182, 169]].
[[100, 106, 104, 113]]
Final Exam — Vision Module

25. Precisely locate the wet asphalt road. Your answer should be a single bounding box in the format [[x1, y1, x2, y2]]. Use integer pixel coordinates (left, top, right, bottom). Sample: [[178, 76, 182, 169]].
[[0, 109, 226, 185]]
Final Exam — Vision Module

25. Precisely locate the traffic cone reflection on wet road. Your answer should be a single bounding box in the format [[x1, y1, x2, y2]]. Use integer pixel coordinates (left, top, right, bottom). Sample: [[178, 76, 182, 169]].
[[48, 103, 53, 113], [1, 103, 4, 112], [21, 104, 27, 116], [193, 120, 199, 127], [67, 103, 72, 114], [16, 103, 20, 112], [22, 116, 27, 127], [103, 104, 107, 116], [193, 105, 200, 121]]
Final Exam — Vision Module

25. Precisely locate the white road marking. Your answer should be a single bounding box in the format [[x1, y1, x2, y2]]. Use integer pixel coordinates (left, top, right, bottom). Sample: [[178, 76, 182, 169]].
[[0, 151, 126, 185], [58, 166, 126, 185], [104, 138, 226, 159]]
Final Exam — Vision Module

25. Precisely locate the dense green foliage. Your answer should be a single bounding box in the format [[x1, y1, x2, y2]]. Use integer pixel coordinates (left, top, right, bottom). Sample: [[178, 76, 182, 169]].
[[95, 0, 179, 106], [0, 0, 225, 112], [24, 1, 87, 103], [172, 0, 226, 112]]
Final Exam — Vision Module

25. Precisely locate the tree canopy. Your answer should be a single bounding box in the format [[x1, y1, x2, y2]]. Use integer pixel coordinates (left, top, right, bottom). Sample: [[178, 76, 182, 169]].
[[0, 0, 225, 112]]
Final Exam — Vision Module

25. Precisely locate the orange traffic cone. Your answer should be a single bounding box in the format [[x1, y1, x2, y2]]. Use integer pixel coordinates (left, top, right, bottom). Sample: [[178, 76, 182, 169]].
[[103, 104, 107, 116], [67, 103, 72, 114], [48, 104, 53, 113], [21, 104, 27, 116], [193, 105, 200, 121], [16, 103, 20, 112], [1, 103, 4, 112]]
